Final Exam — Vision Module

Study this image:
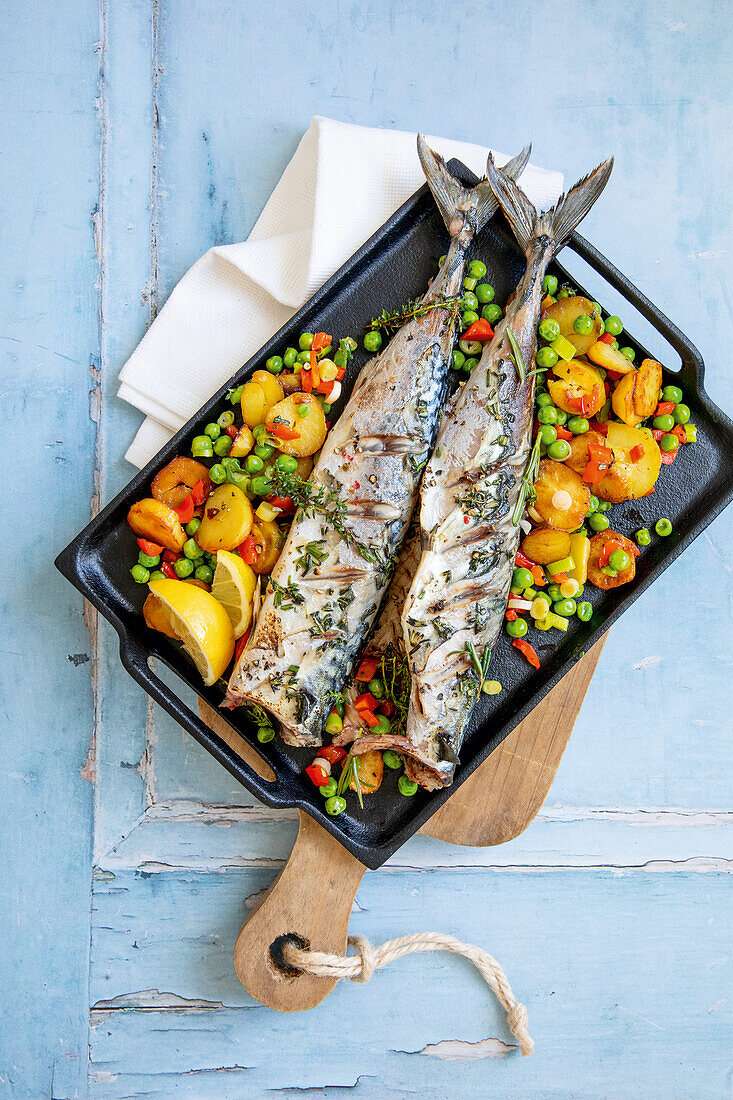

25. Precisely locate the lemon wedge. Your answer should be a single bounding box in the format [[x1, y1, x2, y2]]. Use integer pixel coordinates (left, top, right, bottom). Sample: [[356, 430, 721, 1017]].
[[148, 578, 235, 686], [211, 550, 257, 638]]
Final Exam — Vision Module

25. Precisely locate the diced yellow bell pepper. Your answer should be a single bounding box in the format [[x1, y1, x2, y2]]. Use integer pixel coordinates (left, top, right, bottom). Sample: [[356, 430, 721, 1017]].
[[569, 533, 590, 586], [550, 334, 576, 362]]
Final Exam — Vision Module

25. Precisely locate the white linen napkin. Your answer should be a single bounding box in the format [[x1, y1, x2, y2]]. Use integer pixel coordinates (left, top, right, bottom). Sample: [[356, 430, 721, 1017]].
[[119, 117, 563, 468]]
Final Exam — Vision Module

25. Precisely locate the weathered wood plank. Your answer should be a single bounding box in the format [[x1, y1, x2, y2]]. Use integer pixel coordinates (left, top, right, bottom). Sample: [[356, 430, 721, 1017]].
[[89, 868, 732, 1098]]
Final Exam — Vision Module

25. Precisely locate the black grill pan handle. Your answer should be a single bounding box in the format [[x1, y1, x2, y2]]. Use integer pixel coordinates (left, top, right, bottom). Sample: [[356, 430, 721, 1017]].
[[118, 633, 290, 806], [567, 232, 705, 387]]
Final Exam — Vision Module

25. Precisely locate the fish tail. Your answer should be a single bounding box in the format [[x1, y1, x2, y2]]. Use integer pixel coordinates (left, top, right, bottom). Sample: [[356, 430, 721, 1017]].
[[485, 153, 614, 256], [417, 135, 531, 241]]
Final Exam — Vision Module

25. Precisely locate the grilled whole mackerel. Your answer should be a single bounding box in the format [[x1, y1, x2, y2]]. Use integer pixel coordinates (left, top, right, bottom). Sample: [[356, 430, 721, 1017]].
[[391, 153, 614, 788], [224, 139, 531, 746]]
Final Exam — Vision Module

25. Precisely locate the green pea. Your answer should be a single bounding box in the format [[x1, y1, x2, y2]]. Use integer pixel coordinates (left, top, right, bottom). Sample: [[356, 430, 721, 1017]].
[[660, 433, 679, 452], [538, 318, 561, 342], [138, 551, 160, 569], [463, 276, 477, 292], [462, 310, 479, 327], [213, 435, 232, 457], [252, 424, 267, 439], [589, 512, 610, 532], [542, 274, 558, 295], [265, 355, 283, 375], [547, 439, 571, 461], [661, 385, 683, 404], [539, 424, 557, 445], [228, 383, 245, 405], [537, 405, 558, 425], [536, 392, 553, 407], [636, 528, 651, 546], [468, 259, 487, 279], [185, 517, 202, 537], [298, 332, 314, 350], [609, 549, 630, 572], [513, 567, 534, 589], [576, 601, 593, 622], [183, 538, 203, 560], [597, 501, 612, 512], [149, 570, 165, 581], [283, 347, 298, 368], [567, 416, 589, 435], [476, 282, 495, 304], [364, 330, 382, 353], [250, 475, 273, 497], [451, 350, 466, 371], [207, 463, 225, 485], [297, 404, 310, 419], [275, 454, 299, 474], [383, 750, 403, 770], [367, 678, 384, 699], [325, 795, 347, 816], [319, 778, 338, 798], [536, 346, 559, 370], [604, 315, 623, 336], [254, 442, 274, 460], [257, 727, 275, 744], [505, 618, 528, 638], [573, 314, 593, 335], [191, 435, 214, 458], [619, 346, 635, 361], [553, 599, 577, 617], [173, 558, 194, 578], [203, 422, 221, 440], [557, 288, 572, 300], [334, 700, 345, 718], [194, 564, 213, 583], [398, 776, 418, 797], [554, 408, 567, 425], [482, 303, 503, 323], [673, 403, 690, 424], [130, 564, 150, 584], [463, 357, 479, 372], [652, 414, 675, 432], [217, 410, 235, 428], [547, 583, 563, 602], [296, 349, 311, 363], [244, 454, 263, 475], [460, 292, 479, 313], [586, 495, 600, 515], [373, 716, 392, 735]]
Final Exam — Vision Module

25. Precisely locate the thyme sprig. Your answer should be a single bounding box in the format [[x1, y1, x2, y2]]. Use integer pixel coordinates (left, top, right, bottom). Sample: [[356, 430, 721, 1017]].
[[465, 639, 492, 693], [511, 431, 543, 526], [506, 327, 526, 385], [270, 469, 380, 566], [378, 645, 411, 738], [368, 295, 461, 335]]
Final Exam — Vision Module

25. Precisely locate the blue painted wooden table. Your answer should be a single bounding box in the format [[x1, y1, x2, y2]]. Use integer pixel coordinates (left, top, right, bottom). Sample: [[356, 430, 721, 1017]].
[[2, 1, 731, 1096]]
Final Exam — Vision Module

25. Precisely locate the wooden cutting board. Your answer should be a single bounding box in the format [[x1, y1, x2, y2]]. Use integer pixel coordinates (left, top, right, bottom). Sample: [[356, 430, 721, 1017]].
[[198, 635, 606, 1012]]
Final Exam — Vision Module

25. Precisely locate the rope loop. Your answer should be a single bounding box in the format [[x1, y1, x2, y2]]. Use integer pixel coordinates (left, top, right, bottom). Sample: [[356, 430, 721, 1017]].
[[282, 930, 534, 1055]]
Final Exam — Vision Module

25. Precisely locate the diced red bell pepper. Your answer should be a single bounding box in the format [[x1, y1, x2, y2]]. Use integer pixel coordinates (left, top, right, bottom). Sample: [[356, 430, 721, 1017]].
[[599, 536, 626, 569], [191, 478, 208, 506], [233, 628, 251, 663], [316, 378, 332, 395], [588, 419, 608, 436], [311, 332, 332, 354], [319, 745, 347, 765], [301, 367, 313, 393], [162, 549, 181, 563], [137, 537, 164, 556], [238, 534, 259, 566], [460, 318, 494, 342], [531, 565, 547, 587], [360, 709, 381, 728], [305, 762, 330, 787], [355, 692, 379, 712], [671, 424, 687, 445], [225, 424, 239, 439], [355, 655, 380, 682], [512, 638, 540, 669], [552, 571, 569, 583], [161, 561, 177, 579], [583, 437, 613, 485], [554, 425, 573, 441], [270, 423, 301, 441], [515, 550, 535, 569], [267, 495, 295, 516], [659, 449, 677, 465], [599, 333, 615, 345], [380, 700, 395, 717], [630, 444, 644, 463], [174, 494, 194, 524], [505, 608, 519, 622], [603, 380, 611, 397], [655, 401, 676, 416], [651, 429, 666, 441], [336, 367, 346, 380], [605, 369, 624, 381]]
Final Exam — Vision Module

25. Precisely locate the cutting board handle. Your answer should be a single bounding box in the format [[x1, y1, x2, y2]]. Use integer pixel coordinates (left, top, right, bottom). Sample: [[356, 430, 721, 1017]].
[[234, 810, 366, 1011]]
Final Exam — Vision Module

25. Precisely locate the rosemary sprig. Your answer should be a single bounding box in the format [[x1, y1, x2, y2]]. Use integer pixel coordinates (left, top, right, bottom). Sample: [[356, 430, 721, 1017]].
[[268, 576, 304, 611], [293, 539, 328, 575], [337, 753, 363, 808], [368, 295, 461, 335], [506, 327, 526, 385], [511, 431, 543, 526]]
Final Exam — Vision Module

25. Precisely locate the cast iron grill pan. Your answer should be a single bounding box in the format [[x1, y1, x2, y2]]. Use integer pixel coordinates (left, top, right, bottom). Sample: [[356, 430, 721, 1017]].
[[56, 161, 733, 869]]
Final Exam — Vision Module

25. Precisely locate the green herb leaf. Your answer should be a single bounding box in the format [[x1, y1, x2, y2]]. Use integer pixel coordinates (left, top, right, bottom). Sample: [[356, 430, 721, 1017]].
[[506, 327, 526, 384]]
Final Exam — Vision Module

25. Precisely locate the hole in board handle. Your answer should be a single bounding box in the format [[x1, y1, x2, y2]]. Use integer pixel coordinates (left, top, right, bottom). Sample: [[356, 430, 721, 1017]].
[[268, 933, 310, 981]]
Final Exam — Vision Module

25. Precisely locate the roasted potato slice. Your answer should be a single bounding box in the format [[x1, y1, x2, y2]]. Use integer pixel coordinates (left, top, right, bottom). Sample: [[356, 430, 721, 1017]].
[[240, 381, 270, 429], [532, 460, 590, 531], [587, 529, 637, 590], [350, 749, 384, 794], [229, 424, 255, 458], [605, 421, 662, 499], [541, 295, 602, 355], [151, 457, 211, 509], [586, 340, 636, 375], [611, 371, 641, 426], [251, 369, 284, 408], [548, 359, 605, 417], [127, 498, 186, 552], [633, 359, 664, 418], [266, 393, 327, 457], [521, 527, 572, 565], [567, 430, 635, 503], [248, 517, 285, 575], [279, 371, 303, 395], [196, 484, 254, 552]]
